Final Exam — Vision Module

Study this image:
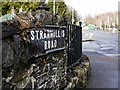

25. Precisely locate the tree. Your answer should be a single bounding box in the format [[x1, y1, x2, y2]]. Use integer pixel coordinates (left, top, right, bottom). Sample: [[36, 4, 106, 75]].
[[84, 15, 95, 25], [2, 2, 39, 15], [2, 1, 68, 17], [47, 1, 67, 16]]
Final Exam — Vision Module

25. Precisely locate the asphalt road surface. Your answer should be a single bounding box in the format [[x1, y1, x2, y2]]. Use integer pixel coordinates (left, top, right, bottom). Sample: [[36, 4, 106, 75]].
[[82, 29, 119, 88]]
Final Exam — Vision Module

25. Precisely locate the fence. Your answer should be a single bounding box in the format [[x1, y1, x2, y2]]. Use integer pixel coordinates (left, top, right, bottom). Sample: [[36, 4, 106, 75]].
[[67, 24, 82, 67]]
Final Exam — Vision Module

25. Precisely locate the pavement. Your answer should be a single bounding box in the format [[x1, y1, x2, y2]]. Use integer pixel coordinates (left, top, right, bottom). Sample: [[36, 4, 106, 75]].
[[84, 51, 118, 88], [82, 29, 119, 88]]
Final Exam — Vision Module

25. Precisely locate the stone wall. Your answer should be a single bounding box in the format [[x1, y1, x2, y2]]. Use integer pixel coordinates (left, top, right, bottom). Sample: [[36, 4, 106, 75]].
[[2, 12, 91, 89], [2, 35, 90, 89], [3, 47, 67, 89], [65, 55, 91, 89], [2, 20, 67, 89]]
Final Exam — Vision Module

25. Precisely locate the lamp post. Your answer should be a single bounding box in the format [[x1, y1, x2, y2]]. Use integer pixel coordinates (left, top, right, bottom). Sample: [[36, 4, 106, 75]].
[[72, 8, 74, 24], [53, 0, 56, 14]]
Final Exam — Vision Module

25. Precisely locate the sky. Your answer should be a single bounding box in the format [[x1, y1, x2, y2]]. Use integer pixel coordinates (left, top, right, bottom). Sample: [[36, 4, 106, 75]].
[[64, 0, 120, 18]]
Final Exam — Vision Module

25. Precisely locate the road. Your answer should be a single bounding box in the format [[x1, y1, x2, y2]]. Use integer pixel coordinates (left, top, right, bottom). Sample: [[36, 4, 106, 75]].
[[82, 30, 119, 88]]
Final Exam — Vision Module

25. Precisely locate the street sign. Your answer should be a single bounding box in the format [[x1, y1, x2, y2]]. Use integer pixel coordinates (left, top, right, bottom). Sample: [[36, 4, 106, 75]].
[[28, 25, 66, 58]]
